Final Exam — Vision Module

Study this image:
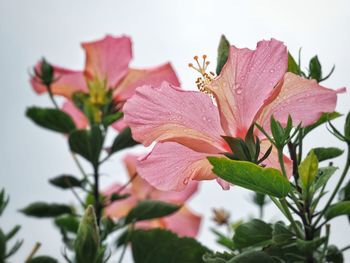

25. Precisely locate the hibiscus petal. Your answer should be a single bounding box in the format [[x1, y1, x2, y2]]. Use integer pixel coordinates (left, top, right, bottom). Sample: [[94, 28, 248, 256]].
[[114, 63, 180, 102], [162, 207, 201, 237], [31, 62, 87, 98], [82, 35, 132, 88], [111, 118, 128, 131], [208, 39, 287, 137], [62, 101, 88, 129], [256, 72, 345, 131], [259, 140, 293, 178], [123, 82, 226, 153], [103, 184, 136, 218], [137, 142, 217, 191]]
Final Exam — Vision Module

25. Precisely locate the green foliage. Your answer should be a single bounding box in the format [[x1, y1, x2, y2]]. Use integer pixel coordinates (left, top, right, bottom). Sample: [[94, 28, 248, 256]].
[[55, 215, 80, 233], [299, 150, 319, 190], [110, 127, 139, 155], [216, 35, 230, 75], [27, 256, 59, 263], [49, 175, 83, 189], [130, 228, 210, 263], [228, 251, 275, 263], [75, 206, 100, 263], [312, 147, 343, 162], [125, 200, 180, 225], [233, 219, 272, 248], [287, 52, 301, 75], [33, 58, 55, 86], [296, 237, 326, 253], [326, 245, 344, 263], [308, 56, 322, 81], [20, 202, 73, 218], [208, 157, 291, 198], [272, 222, 294, 244], [102, 111, 123, 127], [325, 201, 350, 221], [314, 166, 338, 191], [26, 107, 76, 134], [0, 189, 9, 216], [345, 111, 350, 141], [69, 125, 103, 167]]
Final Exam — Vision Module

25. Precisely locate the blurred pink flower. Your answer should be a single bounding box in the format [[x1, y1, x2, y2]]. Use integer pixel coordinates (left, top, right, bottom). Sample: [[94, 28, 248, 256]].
[[124, 39, 345, 191], [31, 35, 180, 130], [104, 155, 201, 237]]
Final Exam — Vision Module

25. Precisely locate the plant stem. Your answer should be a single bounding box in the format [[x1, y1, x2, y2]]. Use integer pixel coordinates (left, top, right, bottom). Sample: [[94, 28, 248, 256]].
[[93, 165, 101, 228], [25, 242, 41, 262], [118, 222, 135, 263], [313, 144, 350, 227], [46, 84, 59, 109], [280, 198, 304, 238]]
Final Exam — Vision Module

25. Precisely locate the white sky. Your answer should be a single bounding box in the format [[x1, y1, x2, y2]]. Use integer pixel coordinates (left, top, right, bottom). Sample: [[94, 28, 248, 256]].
[[1, 0, 350, 262]]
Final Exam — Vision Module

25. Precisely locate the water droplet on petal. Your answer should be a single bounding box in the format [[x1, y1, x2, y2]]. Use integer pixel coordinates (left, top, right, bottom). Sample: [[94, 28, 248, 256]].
[[236, 88, 242, 95], [269, 68, 275, 73], [183, 177, 190, 185]]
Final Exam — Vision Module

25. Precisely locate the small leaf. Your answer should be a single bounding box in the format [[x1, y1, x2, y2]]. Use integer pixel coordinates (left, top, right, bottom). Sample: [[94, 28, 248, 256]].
[[296, 237, 326, 253], [309, 56, 322, 81], [26, 107, 76, 133], [110, 127, 139, 155], [125, 200, 180, 225], [27, 256, 59, 263], [5, 225, 21, 241], [272, 221, 294, 244], [130, 228, 210, 263], [49, 175, 82, 189], [314, 166, 338, 191], [325, 201, 350, 221], [233, 219, 273, 248], [208, 157, 291, 198], [312, 147, 343, 162], [20, 202, 72, 218], [102, 111, 123, 127], [5, 239, 23, 259], [229, 251, 275, 263], [68, 125, 103, 167], [216, 35, 230, 75], [304, 112, 341, 137], [288, 52, 300, 74], [326, 245, 344, 263], [345, 111, 350, 140], [55, 215, 79, 233], [299, 150, 318, 189], [0, 230, 6, 259]]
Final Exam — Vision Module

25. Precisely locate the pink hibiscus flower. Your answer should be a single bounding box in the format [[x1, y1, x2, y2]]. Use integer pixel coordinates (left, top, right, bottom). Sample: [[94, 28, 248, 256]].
[[123, 39, 345, 191], [104, 155, 201, 237], [31, 35, 180, 130]]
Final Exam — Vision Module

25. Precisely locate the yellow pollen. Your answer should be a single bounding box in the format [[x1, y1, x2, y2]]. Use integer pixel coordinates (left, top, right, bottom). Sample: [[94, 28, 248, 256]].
[[188, 54, 216, 94]]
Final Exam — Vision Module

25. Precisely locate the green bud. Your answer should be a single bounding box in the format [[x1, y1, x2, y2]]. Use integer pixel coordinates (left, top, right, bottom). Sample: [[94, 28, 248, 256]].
[[216, 35, 230, 75], [39, 58, 55, 86], [75, 205, 100, 263], [309, 56, 322, 82]]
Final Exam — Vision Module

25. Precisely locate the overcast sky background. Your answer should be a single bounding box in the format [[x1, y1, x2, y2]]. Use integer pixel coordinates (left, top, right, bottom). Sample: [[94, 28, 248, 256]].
[[1, 0, 350, 262]]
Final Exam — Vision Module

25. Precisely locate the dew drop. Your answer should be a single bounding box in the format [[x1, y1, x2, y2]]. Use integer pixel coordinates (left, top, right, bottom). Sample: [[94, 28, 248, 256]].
[[269, 68, 275, 73], [235, 88, 242, 95], [183, 177, 190, 185], [202, 116, 207, 121]]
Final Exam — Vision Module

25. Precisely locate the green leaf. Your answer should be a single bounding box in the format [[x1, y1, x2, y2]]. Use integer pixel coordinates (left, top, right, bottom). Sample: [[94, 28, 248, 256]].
[[27, 256, 59, 263], [303, 112, 341, 137], [102, 111, 123, 127], [312, 147, 343, 162], [55, 215, 79, 233], [345, 111, 350, 140], [216, 35, 230, 75], [0, 229, 6, 260], [233, 219, 273, 248], [296, 237, 326, 253], [26, 107, 76, 133], [228, 251, 275, 263], [5, 240, 23, 259], [0, 189, 9, 215], [325, 201, 350, 221], [211, 229, 235, 250], [326, 245, 344, 263], [288, 52, 300, 74], [208, 158, 291, 198], [130, 228, 210, 263], [299, 150, 318, 189], [203, 252, 233, 263], [125, 200, 180, 225], [110, 127, 139, 155], [309, 56, 322, 81], [272, 222, 294, 244], [314, 166, 338, 191], [75, 206, 100, 263], [20, 202, 72, 218], [68, 125, 103, 167], [49, 175, 82, 189], [5, 225, 21, 241]]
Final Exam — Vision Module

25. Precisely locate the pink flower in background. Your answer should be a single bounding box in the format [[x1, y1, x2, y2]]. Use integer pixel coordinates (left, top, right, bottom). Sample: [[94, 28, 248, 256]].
[[124, 39, 345, 191], [30, 35, 180, 130], [104, 155, 201, 237]]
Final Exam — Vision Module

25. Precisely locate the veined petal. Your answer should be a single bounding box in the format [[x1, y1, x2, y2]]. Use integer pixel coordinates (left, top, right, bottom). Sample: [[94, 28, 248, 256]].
[[82, 35, 132, 88], [114, 63, 180, 102], [31, 62, 87, 98], [208, 39, 287, 137], [256, 72, 346, 131], [124, 82, 226, 153], [162, 207, 201, 237], [62, 101, 88, 129], [137, 142, 217, 191], [259, 140, 293, 178], [111, 118, 127, 131]]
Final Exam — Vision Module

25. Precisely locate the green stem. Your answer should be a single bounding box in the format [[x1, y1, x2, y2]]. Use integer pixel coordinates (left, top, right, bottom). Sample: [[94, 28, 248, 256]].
[[277, 149, 287, 178], [313, 144, 350, 227], [280, 198, 304, 238], [46, 84, 59, 109], [25, 242, 41, 262], [93, 164, 101, 228], [118, 222, 135, 263]]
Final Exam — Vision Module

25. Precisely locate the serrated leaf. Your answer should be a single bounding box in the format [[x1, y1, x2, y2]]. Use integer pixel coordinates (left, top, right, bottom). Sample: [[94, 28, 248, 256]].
[[49, 175, 82, 189], [110, 127, 138, 155], [325, 201, 350, 221], [312, 147, 343, 162], [130, 228, 210, 263], [208, 158, 290, 198], [233, 219, 273, 248], [26, 107, 76, 133], [125, 200, 180, 225], [20, 202, 72, 218], [216, 35, 230, 75]]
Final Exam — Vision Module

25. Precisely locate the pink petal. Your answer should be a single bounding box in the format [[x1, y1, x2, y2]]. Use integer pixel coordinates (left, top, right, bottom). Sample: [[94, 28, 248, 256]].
[[111, 118, 128, 131], [31, 62, 87, 98], [113, 63, 180, 102], [256, 72, 345, 131], [259, 139, 293, 178], [137, 142, 217, 191], [162, 207, 201, 237], [123, 82, 226, 153], [61, 101, 88, 129], [207, 39, 287, 137], [82, 35, 132, 88]]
